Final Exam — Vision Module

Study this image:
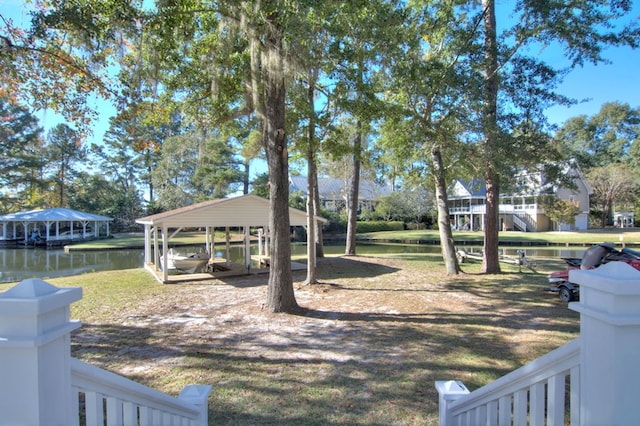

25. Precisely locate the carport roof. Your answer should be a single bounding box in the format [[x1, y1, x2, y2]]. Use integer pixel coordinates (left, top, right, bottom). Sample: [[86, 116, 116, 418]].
[[135, 194, 326, 228]]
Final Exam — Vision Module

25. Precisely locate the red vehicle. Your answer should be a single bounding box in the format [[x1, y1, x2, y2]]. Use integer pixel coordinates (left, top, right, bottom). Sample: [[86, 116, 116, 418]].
[[546, 243, 640, 302]]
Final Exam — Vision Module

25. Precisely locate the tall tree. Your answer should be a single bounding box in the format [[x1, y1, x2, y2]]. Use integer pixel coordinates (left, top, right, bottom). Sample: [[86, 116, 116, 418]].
[[480, 0, 501, 273], [68, 171, 142, 229], [476, 0, 639, 273], [587, 164, 637, 228], [378, 0, 481, 274], [0, 98, 45, 212], [45, 123, 86, 207], [151, 132, 200, 210], [243, 1, 296, 312], [325, 1, 395, 256], [556, 102, 640, 170], [190, 125, 245, 200]]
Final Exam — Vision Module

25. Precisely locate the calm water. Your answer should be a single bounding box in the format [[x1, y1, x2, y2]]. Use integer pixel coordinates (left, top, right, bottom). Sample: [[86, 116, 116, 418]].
[[0, 242, 588, 284]]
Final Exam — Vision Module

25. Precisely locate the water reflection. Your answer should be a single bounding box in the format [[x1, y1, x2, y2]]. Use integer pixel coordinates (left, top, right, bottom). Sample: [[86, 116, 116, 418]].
[[0, 248, 144, 283], [0, 242, 589, 284]]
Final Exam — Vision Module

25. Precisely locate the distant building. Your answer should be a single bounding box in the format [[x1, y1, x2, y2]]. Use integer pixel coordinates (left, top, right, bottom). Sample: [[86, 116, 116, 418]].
[[289, 175, 393, 215], [448, 163, 592, 232]]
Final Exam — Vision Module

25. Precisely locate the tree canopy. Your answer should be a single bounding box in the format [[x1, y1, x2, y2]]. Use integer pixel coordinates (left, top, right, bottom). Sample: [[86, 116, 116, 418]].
[[0, 1, 639, 298]]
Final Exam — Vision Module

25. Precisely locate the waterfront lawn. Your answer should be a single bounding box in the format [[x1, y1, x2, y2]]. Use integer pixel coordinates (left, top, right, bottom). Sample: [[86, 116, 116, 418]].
[[360, 228, 640, 245], [72, 227, 640, 251], [42, 252, 577, 425]]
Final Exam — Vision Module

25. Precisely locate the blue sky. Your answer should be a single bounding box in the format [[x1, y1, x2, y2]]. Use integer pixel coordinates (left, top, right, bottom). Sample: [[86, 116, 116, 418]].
[[2, 0, 639, 142], [544, 44, 640, 125]]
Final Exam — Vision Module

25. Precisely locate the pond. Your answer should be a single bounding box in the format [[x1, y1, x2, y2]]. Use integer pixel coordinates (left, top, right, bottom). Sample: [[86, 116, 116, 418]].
[[0, 242, 589, 284]]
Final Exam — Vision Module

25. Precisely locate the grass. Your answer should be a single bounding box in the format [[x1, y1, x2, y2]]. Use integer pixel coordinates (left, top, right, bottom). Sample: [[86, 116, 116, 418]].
[[72, 227, 640, 252], [37, 249, 579, 425], [359, 228, 640, 245]]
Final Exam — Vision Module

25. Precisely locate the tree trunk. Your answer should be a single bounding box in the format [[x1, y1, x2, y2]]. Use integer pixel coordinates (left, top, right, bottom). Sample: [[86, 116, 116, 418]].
[[305, 80, 318, 284], [431, 146, 460, 275], [243, 159, 250, 195], [306, 158, 317, 284], [483, 170, 501, 273], [59, 164, 66, 207], [481, 0, 501, 274], [147, 158, 154, 203], [262, 25, 297, 313], [345, 120, 362, 256], [313, 173, 325, 258]]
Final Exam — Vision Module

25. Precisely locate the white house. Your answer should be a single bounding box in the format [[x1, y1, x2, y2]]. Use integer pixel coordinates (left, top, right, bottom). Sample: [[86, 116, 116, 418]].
[[448, 162, 592, 232]]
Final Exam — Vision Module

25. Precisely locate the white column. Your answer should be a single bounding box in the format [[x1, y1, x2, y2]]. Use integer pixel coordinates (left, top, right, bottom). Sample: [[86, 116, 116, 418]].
[[244, 226, 251, 271], [0, 279, 82, 425], [225, 227, 230, 265], [570, 261, 640, 425], [153, 226, 160, 271], [144, 224, 151, 264], [162, 226, 169, 282]]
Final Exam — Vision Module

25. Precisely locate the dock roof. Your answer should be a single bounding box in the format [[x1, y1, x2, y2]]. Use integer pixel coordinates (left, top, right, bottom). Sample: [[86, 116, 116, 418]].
[[0, 207, 112, 223], [136, 194, 326, 229]]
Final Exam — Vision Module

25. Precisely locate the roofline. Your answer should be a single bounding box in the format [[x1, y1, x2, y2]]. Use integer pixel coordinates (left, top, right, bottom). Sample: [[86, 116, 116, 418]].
[[135, 194, 327, 226]]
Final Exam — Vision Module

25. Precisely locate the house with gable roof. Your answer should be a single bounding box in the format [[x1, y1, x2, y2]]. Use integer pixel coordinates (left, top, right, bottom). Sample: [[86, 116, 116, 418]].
[[289, 175, 393, 215], [448, 162, 592, 232]]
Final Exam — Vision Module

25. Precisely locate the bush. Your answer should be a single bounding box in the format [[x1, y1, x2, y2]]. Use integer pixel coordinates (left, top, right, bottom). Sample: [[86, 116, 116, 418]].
[[356, 221, 404, 233]]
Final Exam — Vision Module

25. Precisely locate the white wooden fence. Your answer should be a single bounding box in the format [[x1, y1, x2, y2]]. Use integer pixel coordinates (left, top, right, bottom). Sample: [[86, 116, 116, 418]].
[[0, 278, 211, 426], [436, 261, 640, 425]]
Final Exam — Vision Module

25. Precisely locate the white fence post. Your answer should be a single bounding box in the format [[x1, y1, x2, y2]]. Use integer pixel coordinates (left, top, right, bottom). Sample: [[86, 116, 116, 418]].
[[569, 261, 640, 425], [435, 380, 470, 426], [0, 278, 82, 425], [179, 385, 213, 426]]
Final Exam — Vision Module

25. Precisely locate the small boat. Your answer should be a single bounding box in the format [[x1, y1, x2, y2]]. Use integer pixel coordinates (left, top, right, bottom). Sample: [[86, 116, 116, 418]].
[[162, 248, 209, 273]]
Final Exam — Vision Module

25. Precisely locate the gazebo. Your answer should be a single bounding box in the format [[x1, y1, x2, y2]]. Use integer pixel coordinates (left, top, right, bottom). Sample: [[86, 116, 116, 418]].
[[0, 207, 113, 247], [135, 194, 327, 283], [614, 211, 635, 228]]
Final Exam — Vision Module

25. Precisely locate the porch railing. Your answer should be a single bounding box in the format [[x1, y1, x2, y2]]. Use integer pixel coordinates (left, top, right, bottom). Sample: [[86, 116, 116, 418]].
[[436, 261, 640, 425], [71, 358, 211, 426], [436, 339, 579, 425], [0, 278, 211, 426]]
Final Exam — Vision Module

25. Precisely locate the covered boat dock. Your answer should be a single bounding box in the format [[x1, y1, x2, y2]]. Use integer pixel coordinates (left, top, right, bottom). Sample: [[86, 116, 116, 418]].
[[0, 208, 113, 247], [135, 194, 327, 283]]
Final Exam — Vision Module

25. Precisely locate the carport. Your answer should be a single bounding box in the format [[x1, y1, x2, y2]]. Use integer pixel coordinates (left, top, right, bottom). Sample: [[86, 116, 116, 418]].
[[135, 194, 327, 283]]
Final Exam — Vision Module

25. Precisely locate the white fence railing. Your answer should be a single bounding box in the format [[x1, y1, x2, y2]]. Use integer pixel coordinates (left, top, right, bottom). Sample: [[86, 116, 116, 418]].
[[72, 358, 210, 426], [436, 339, 580, 425], [437, 261, 640, 425], [0, 278, 211, 426]]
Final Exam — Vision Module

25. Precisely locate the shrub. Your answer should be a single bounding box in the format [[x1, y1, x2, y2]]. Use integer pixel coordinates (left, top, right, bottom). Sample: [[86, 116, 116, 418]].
[[356, 221, 404, 233]]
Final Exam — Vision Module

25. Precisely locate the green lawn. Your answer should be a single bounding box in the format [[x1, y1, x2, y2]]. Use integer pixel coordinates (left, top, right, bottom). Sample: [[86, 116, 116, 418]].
[[359, 228, 640, 245], [71, 227, 640, 251]]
